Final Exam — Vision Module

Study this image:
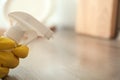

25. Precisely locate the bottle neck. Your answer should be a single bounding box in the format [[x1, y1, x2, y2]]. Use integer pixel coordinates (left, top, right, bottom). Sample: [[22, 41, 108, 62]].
[[4, 25, 25, 43]]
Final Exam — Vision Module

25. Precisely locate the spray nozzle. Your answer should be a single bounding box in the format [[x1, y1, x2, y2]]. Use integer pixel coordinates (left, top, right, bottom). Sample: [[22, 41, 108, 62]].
[[4, 11, 53, 45]]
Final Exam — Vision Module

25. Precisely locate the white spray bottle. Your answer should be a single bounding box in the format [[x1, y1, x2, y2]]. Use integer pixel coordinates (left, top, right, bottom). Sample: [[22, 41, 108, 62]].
[[4, 11, 53, 45]]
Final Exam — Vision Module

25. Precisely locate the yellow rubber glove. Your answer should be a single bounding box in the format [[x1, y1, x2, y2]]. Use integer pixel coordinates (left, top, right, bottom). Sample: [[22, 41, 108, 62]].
[[0, 37, 29, 78]]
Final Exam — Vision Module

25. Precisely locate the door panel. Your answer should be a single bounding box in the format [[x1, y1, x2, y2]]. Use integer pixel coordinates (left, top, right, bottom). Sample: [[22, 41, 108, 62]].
[[76, 0, 118, 39]]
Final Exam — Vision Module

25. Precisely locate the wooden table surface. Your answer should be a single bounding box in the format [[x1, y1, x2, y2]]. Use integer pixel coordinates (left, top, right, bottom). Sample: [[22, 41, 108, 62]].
[[4, 30, 120, 80]]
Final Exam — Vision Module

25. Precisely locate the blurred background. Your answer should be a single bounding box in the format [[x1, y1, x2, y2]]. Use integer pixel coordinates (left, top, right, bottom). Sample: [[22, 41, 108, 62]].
[[0, 0, 77, 30], [0, 0, 119, 39]]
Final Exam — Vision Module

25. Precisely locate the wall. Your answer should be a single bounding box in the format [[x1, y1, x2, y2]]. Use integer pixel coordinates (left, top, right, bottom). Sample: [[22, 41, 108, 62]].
[[47, 0, 77, 29], [0, 0, 77, 29]]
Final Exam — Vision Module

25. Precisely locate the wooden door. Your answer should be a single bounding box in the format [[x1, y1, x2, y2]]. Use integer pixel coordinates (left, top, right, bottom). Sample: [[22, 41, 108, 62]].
[[76, 0, 118, 39]]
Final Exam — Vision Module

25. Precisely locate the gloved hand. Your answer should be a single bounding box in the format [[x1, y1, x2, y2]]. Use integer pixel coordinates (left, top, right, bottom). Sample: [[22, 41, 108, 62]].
[[0, 37, 29, 78]]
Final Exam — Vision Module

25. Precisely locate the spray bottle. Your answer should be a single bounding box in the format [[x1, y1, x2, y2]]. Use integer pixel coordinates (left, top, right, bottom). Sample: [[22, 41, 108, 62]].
[[0, 11, 53, 80], [4, 11, 53, 45]]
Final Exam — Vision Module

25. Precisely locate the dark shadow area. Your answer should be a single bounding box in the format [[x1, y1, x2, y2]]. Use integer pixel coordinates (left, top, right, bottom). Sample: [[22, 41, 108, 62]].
[[116, 0, 120, 39]]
